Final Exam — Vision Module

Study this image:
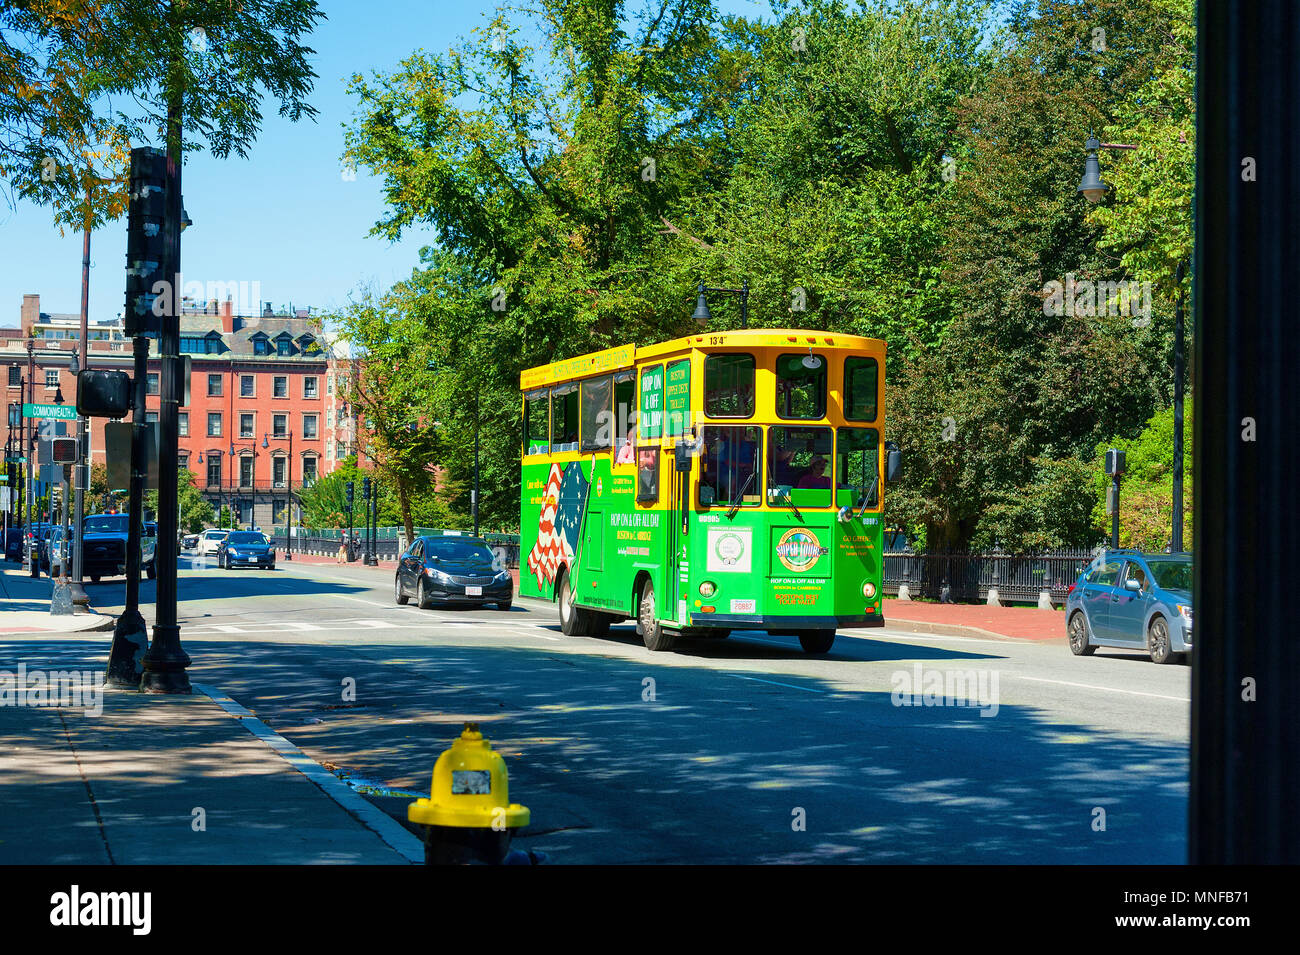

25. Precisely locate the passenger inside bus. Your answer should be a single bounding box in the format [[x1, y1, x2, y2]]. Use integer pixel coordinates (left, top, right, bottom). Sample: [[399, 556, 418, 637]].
[[616, 422, 636, 464], [795, 454, 831, 489]]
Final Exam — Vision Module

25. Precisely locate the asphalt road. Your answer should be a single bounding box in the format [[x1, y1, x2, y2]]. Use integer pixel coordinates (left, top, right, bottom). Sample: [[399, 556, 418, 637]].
[[81, 556, 1190, 864]]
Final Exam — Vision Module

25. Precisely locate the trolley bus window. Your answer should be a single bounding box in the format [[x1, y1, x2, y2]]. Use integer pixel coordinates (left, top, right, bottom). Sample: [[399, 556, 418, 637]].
[[698, 426, 761, 507], [551, 385, 578, 451], [614, 374, 635, 462], [704, 354, 755, 418], [524, 392, 549, 455], [775, 353, 827, 419], [768, 425, 833, 507], [580, 375, 613, 451], [844, 357, 879, 422], [637, 447, 660, 502], [836, 427, 880, 509]]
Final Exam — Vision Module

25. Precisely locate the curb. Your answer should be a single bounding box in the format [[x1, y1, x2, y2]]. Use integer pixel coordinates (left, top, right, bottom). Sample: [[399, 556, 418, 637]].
[[193, 682, 424, 864], [882, 618, 1064, 643]]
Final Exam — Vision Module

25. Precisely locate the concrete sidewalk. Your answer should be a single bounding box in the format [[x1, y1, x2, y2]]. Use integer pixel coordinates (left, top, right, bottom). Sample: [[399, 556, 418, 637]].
[[0, 638, 421, 864], [0, 563, 114, 634]]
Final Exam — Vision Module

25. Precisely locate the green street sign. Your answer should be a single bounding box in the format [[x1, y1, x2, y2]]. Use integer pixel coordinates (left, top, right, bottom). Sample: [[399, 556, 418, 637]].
[[22, 403, 76, 421], [3, 457, 24, 464]]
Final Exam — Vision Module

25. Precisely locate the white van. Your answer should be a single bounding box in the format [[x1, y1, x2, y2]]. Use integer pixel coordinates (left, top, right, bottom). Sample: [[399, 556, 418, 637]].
[[198, 528, 230, 556]]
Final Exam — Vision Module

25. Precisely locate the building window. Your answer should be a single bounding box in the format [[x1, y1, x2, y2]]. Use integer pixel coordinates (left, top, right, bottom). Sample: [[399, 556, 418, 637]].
[[7, 366, 19, 387], [179, 412, 189, 436], [239, 499, 254, 524], [45, 369, 59, 388], [336, 440, 346, 459], [207, 412, 222, 437], [146, 372, 159, 395], [240, 413, 254, 438], [254, 337, 270, 356], [240, 375, 254, 398], [273, 376, 287, 398], [272, 456, 287, 486], [304, 376, 318, 399], [178, 452, 189, 472], [277, 338, 291, 356], [302, 456, 318, 484], [326, 376, 333, 395], [207, 457, 221, 487], [303, 414, 317, 439], [240, 456, 254, 487], [272, 499, 286, 525], [207, 373, 223, 397], [271, 413, 287, 438], [145, 411, 158, 424], [181, 337, 204, 354]]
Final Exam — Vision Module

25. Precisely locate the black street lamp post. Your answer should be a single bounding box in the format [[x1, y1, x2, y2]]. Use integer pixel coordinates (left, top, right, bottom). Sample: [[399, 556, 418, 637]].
[[691, 280, 750, 328], [1078, 135, 1186, 551]]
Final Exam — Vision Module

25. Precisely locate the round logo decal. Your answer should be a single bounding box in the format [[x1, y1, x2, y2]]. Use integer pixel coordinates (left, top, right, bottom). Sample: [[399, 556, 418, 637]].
[[714, 532, 745, 566], [775, 528, 829, 573]]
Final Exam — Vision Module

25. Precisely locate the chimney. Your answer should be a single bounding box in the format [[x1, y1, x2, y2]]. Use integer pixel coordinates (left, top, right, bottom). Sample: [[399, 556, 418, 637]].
[[208, 297, 218, 315], [21, 293, 39, 337], [221, 296, 235, 334], [263, 301, 273, 317]]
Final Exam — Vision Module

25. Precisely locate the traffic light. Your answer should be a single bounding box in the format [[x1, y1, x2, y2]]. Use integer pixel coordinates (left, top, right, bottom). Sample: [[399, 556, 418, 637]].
[[345, 481, 354, 508], [361, 475, 371, 501], [77, 369, 132, 418], [50, 438, 78, 464], [125, 147, 176, 336]]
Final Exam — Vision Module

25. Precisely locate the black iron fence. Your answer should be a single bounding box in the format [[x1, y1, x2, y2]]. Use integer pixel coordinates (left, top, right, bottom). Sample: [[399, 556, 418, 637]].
[[884, 548, 1100, 604]]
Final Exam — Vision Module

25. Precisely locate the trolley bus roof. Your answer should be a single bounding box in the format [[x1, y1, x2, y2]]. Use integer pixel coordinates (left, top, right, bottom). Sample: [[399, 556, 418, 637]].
[[519, 329, 885, 391]]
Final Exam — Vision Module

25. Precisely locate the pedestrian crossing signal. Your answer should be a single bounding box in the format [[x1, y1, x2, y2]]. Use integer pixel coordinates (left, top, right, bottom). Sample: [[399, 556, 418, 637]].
[[51, 438, 78, 464]]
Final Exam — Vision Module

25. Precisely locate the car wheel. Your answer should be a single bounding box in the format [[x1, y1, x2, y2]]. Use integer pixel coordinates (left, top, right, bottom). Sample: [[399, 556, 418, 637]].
[[637, 579, 676, 652], [558, 571, 593, 636], [798, 629, 836, 654], [1148, 616, 1176, 664], [417, 577, 433, 610], [395, 574, 409, 605], [1068, 611, 1097, 656], [496, 600, 512, 611]]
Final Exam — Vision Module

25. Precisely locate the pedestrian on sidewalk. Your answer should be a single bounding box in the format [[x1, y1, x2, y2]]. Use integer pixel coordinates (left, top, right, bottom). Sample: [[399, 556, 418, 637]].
[[336, 534, 348, 564]]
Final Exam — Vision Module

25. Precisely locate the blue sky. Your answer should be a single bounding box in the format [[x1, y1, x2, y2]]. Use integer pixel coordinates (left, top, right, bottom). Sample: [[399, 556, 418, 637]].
[[0, 0, 768, 327]]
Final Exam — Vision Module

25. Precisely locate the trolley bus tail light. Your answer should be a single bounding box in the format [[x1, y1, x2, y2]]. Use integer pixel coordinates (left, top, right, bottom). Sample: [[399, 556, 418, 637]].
[[699, 581, 716, 598], [700, 606, 716, 613], [863, 581, 877, 599]]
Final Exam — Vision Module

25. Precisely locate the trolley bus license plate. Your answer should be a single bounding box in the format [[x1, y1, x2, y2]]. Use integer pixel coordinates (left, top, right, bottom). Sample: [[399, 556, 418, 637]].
[[466, 585, 483, 596], [730, 599, 756, 613]]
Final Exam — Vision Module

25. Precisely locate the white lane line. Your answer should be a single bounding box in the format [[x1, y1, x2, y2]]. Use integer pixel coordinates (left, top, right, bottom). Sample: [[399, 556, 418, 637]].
[[1012, 674, 1189, 702], [213, 625, 245, 633], [334, 594, 396, 609], [728, 674, 825, 693], [350, 619, 397, 629], [192, 683, 423, 864]]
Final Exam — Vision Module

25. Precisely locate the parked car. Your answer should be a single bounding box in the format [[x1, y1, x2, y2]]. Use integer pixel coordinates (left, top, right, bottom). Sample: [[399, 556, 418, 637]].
[[1066, 550, 1193, 664], [198, 528, 229, 556], [21, 522, 50, 566], [216, 531, 276, 570], [395, 536, 513, 610], [81, 513, 156, 581], [38, 525, 72, 573], [36, 524, 70, 572], [181, 532, 200, 551], [4, 525, 24, 562]]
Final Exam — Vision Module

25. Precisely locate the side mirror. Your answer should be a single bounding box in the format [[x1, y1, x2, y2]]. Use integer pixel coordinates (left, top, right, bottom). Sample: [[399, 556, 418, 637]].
[[885, 443, 902, 483], [1124, 578, 1141, 592]]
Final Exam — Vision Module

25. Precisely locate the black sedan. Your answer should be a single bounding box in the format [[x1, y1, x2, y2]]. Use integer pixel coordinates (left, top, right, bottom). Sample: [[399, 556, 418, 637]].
[[395, 536, 513, 610], [217, 531, 277, 570]]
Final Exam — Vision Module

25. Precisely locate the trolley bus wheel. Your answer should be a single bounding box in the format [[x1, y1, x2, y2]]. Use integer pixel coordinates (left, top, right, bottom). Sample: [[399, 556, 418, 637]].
[[638, 580, 676, 652], [797, 629, 836, 655], [558, 572, 594, 636]]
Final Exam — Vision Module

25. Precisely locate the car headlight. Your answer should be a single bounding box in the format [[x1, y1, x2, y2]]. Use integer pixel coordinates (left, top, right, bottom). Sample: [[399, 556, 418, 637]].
[[1177, 604, 1193, 622], [495, 570, 511, 581]]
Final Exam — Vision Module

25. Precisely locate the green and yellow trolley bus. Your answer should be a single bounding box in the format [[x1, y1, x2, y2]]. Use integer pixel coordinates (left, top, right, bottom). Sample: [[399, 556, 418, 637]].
[[519, 329, 900, 654]]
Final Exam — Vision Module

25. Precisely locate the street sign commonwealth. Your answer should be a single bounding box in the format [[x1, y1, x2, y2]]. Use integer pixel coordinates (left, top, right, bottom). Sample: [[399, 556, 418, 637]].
[[22, 403, 76, 421]]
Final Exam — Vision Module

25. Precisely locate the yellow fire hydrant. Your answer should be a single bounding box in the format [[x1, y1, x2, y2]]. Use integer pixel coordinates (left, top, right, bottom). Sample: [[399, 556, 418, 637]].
[[408, 722, 530, 865]]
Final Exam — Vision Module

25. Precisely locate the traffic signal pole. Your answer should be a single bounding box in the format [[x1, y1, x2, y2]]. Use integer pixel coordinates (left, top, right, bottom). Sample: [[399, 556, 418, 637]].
[[104, 333, 150, 687], [140, 129, 190, 693]]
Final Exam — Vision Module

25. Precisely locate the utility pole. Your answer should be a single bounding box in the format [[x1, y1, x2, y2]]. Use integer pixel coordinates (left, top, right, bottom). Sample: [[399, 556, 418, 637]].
[[26, 342, 37, 577], [1172, 261, 1186, 553]]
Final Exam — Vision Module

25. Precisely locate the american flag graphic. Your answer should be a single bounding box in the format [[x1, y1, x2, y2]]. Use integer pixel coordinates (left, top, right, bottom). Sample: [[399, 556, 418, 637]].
[[527, 462, 589, 591]]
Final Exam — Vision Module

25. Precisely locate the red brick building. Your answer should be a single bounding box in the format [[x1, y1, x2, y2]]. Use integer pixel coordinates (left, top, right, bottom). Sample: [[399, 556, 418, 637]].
[[3, 294, 360, 529]]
